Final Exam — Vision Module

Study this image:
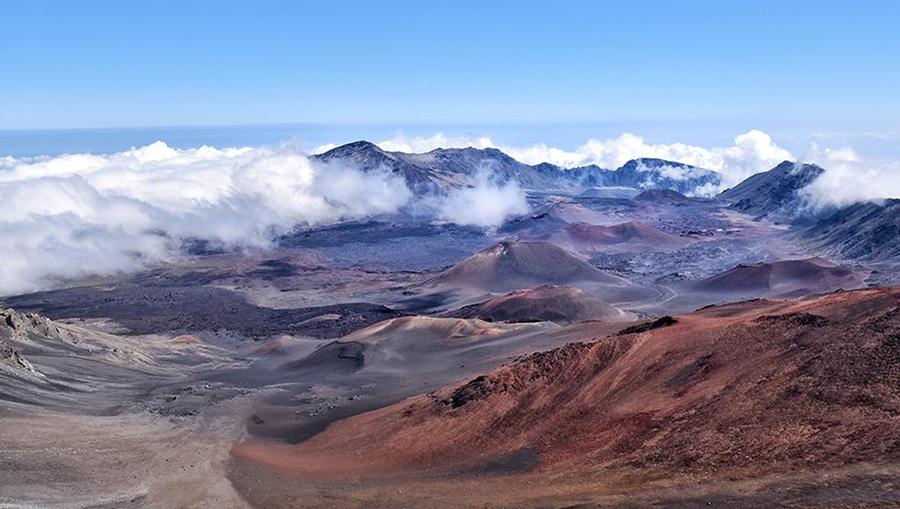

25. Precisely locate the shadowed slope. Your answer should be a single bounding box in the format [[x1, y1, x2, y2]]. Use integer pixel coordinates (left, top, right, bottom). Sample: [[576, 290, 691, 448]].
[[718, 161, 824, 222]]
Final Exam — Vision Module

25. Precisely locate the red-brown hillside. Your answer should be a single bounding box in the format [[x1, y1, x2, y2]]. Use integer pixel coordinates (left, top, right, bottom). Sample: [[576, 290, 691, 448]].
[[693, 257, 866, 296], [450, 285, 626, 323], [234, 288, 900, 485], [565, 220, 687, 248]]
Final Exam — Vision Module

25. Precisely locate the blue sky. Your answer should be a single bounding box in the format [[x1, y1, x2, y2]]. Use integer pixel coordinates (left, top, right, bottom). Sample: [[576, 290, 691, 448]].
[[1, 0, 898, 137]]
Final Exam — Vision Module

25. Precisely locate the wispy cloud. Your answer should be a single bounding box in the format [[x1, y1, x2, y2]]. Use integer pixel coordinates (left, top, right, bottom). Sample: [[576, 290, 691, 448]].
[[433, 167, 529, 228]]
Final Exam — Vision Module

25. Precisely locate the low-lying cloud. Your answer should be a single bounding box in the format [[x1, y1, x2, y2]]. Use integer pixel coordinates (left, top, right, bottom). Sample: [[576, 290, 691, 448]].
[[0, 142, 412, 295], [434, 169, 529, 228]]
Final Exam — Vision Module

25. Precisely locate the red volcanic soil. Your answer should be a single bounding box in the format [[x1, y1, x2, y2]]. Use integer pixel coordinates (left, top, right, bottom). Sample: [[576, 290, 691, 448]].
[[693, 257, 867, 296], [232, 288, 900, 505], [343, 315, 505, 344], [428, 240, 621, 292], [564, 220, 688, 248], [450, 285, 625, 324]]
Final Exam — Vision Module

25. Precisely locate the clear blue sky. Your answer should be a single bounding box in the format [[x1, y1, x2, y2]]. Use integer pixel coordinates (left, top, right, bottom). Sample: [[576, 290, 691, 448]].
[[1, 0, 898, 132]]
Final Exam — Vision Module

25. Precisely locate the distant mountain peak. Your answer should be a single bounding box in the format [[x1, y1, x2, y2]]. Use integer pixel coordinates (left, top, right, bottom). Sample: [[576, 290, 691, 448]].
[[622, 157, 694, 169], [773, 160, 824, 174], [322, 140, 383, 154], [316, 140, 395, 163], [604, 158, 720, 196], [718, 160, 825, 222]]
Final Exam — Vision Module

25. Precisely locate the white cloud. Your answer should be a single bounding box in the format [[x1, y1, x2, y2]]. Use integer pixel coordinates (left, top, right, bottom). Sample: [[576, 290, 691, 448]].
[[434, 168, 529, 228], [641, 161, 701, 182], [0, 142, 412, 295], [716, 130, 795, 185], [801, 142, 900, 209], [500, 143, 587, 168], [310, 142, 338, 155]]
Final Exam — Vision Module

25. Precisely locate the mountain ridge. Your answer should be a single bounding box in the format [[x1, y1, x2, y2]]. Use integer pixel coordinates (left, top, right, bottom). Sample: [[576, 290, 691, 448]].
[[314, 141, 721, 195]]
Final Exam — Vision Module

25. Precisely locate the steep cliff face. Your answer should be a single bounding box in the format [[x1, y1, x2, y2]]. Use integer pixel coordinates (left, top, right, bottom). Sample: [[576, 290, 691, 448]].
[[0, 308, 61, 374]]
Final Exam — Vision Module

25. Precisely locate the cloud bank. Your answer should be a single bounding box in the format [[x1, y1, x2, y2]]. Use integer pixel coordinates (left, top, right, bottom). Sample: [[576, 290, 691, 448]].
[[0, 142, 412, 295], [801, 143, 900, 210], [5, 130, 896, 295]]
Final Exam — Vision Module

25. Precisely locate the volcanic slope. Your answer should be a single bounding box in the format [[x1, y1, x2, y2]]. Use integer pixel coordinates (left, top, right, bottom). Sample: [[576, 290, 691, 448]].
[[0, 308, 254, 508], [449, 285, 626, 324], [342, 316, 516, 346], [499, 201, 608, 236], [560, 220, 689, 251], [633, 188, 704, 205], [426, 240, 622, 293], [802, 198, 900, 262], [717, 161, 824, 222], [231, 287, 900, 508], [691, 257, 867, 297], [0, 307, 239, 410], [0, 308, 155, 407]]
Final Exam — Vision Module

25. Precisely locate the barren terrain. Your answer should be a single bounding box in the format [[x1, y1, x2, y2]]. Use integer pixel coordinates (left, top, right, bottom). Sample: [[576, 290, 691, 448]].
[[1, 175, 895, 508]]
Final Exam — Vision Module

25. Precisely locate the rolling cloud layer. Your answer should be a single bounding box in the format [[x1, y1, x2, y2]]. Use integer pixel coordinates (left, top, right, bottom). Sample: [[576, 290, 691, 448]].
[[0, 142, 413, 295], [0, 141, 536, 295]]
